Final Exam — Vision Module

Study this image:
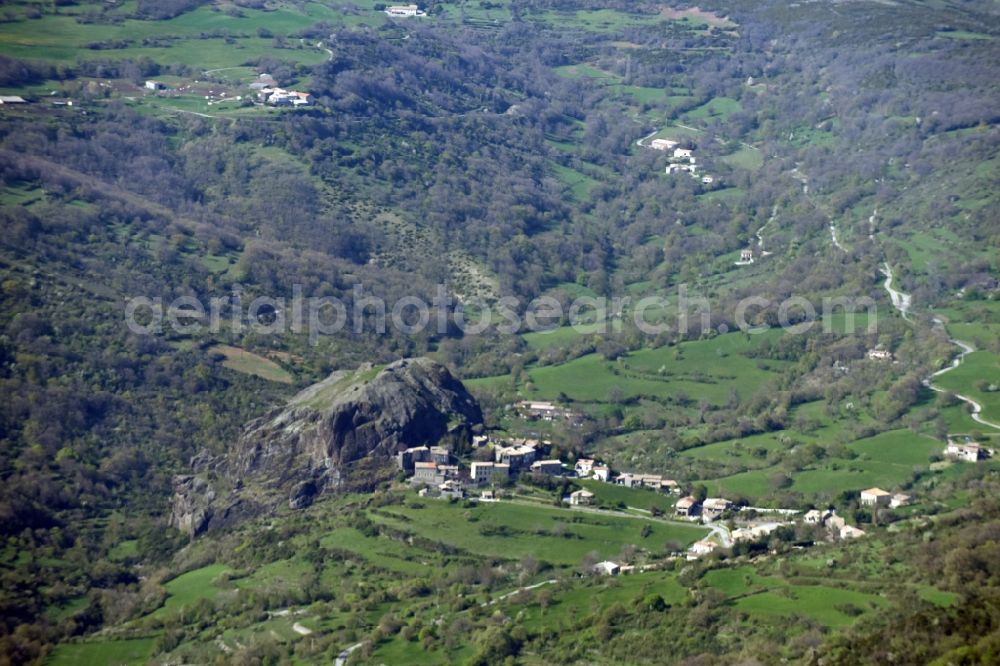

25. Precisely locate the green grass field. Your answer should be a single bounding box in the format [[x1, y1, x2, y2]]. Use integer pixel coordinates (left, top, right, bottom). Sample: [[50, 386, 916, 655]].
[[722, 146, 764, 170], [734, 584, 887, 627], [682, 96, 741, 121], [208, 344, 294, 384], [574, 479, 677, 513], [47, 637, 155, 666], [933, 350, 1000, 423], [369, 500, 707, 565], [525, 329, 786, 405], [150, 563, 231, 619]]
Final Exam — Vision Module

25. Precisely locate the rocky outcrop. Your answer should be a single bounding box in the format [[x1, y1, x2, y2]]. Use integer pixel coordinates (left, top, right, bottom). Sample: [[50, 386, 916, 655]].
[[168, 475, 214, 537], [169, 358, 482, 535]]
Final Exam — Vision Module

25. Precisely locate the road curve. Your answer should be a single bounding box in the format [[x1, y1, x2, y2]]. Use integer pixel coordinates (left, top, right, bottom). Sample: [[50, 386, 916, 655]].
[[924, 326, 1000, 430], [334, 642, 363, 666]]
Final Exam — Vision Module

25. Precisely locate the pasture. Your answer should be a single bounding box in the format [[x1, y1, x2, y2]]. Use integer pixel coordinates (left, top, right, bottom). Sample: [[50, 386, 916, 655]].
[[525, 329, 786, 405], [208, 344, 295, 384], [574, 478, 678, 513], [150, 562, 232, 619], [933, 350, 1000, 423], [47, 637, 155, 666], [368, 499, 707, 565]]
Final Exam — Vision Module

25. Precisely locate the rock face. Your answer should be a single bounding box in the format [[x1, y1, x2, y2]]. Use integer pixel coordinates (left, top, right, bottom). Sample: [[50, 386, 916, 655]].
[[169, 358, 482, 536]]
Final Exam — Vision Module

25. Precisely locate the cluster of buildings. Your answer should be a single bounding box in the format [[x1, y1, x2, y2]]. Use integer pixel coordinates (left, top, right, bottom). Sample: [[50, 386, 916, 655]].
[[674, 495, 732, 521], [803, 508, 866, 540], [258, 88, 312, 107], [247, 73, 312, 107], [657, 141, 715, 185], [397, 436, 689, 506]]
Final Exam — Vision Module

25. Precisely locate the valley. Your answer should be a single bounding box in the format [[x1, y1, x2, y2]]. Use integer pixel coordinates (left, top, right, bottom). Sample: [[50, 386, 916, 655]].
[[0, 0, 998, 664]]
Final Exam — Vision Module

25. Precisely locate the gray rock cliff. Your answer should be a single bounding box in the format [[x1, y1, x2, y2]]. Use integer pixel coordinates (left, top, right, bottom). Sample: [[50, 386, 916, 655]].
[[169, 358, 482, 535]]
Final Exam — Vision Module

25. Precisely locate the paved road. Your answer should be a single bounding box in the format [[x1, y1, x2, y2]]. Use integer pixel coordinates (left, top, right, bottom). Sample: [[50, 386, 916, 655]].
[[924, 325, 1000, 431], [334, 642, 363, 666], [635, 127, 659, 147], [880, 262, 912, 321]]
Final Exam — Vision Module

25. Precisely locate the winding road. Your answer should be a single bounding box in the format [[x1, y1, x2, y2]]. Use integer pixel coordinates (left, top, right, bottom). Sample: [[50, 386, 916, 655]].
[[879, 268, 999, 430], [880, 262, 912, 321], [924, 322, 1000, 431], [334, 642, 363, 666]]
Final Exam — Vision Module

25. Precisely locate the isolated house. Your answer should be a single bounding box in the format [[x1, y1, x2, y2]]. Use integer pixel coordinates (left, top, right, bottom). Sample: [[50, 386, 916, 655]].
[[570, 489, 595, 505], [945, 438, 987, 462], [666, 163, 697, 175], [740, 248, 754, 262], [860, 488, 891, 506], [673, 147, 694, 159], [517, 400, 577, 422], [593, 560, 621, 575], [650, 138, 679, 151], [385, 4, 425, 16], [144, 80, 165, 91], [591, 465, 611, 482], [575, 458, 595, 476], [867, 349, 893, 361]]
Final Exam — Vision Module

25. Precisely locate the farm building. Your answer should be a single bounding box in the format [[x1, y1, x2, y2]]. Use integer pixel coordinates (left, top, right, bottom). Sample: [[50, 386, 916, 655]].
[[385, 4, 425, 16], [945, 438, 988, 462], [675, 495, 699, 517], [593, 560, 621, 575], [859, 488, 891, 506], [650, 138, 679, 151]]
